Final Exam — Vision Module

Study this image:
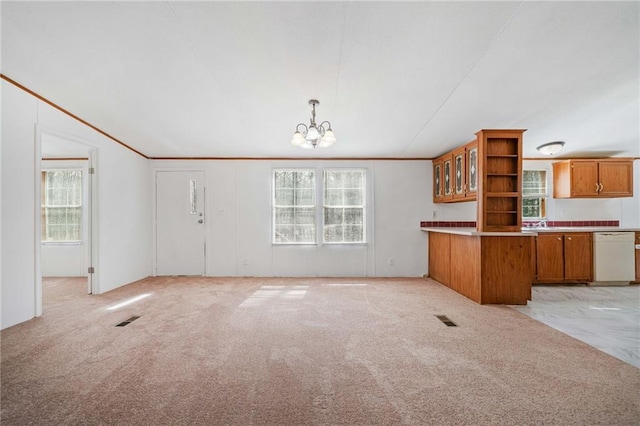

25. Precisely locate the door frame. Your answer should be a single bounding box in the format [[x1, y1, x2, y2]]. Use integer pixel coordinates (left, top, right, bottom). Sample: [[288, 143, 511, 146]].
[[35, 126, 100, 316], [152, 168, 207, 276]]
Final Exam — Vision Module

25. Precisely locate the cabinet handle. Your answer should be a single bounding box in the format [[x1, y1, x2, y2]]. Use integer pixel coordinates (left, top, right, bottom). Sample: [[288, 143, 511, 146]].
[[596, 183, 600, 193], [599, 183, 604, 192]]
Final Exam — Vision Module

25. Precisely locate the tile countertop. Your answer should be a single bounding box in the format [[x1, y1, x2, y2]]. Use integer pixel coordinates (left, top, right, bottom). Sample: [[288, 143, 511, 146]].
[[421, 227, 640, 236], [420, 227, 535, 236]]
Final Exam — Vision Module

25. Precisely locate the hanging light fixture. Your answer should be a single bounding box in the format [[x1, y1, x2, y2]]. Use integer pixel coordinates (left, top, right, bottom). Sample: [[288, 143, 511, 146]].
[[536, 141, 565, 155], [291, 99, 336, 149]]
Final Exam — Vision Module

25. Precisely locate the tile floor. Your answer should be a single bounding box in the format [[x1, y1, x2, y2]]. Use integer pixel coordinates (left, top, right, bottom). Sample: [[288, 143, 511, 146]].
[[510, 285, 640, 368]]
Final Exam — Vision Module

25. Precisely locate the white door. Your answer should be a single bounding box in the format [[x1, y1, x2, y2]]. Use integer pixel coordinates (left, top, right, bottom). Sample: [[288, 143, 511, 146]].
[[156, 171, 206, 275]]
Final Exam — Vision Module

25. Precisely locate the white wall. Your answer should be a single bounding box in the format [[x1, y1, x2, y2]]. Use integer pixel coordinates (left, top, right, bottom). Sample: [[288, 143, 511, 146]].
[[1, 81, 152, 329], [150, 159, 429, 277]]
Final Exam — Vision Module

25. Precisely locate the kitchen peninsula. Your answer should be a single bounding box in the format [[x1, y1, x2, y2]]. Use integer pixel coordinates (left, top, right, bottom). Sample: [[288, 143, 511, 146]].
[[425, 129, 533, 304], [422, 227, 535, 305]]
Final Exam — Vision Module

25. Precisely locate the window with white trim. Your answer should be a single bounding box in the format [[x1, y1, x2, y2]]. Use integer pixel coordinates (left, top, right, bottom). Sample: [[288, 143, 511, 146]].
[[272, 168, 367, 244], [41, 169, 82, 242], [273, 170, 316, 244], [522, 170, 547, 219], [323, 170, 365, 243]]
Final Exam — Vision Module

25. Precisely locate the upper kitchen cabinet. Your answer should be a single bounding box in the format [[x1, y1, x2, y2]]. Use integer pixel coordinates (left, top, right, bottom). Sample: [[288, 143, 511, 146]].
[[433, 140, 477, 203], [452, 146, 466, 200], [433, 157, 444, 202], [553, 159, 633, 198], [466, 140, 478, 199], [439, 153, 453, 201]]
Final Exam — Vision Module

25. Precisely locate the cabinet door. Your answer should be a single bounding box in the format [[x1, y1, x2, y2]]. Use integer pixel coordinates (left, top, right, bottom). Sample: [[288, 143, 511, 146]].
[[536, 234, 564, 281], [443, 155, 453, 200], [433, 158, 443, 202], [570, 161, 599, 197], [598, 161, 633, 197], [452, 148, 466, 199], [564, 233, 592, 280], [466, 143, 478, 197]]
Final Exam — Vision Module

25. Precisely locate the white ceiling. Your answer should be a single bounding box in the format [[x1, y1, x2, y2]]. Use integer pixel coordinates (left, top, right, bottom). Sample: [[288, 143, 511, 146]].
[[2, 1, 638, 159]]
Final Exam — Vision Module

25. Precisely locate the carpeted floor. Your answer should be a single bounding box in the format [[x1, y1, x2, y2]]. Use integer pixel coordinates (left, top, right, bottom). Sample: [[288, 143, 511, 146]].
[[2, 276, 639, 425]]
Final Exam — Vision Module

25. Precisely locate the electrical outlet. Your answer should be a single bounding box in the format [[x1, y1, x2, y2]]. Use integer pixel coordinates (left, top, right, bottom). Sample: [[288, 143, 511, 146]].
[[388, 257, 394, 266], [432, 210, 437, 219]]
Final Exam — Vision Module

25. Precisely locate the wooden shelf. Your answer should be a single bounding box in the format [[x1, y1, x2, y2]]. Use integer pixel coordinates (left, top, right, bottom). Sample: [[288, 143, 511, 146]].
[[486, 192, 519, 197], [476, 129, 525, 232]]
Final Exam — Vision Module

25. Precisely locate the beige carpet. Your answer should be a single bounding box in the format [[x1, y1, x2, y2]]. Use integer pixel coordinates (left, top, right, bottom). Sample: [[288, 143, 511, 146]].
[[2, 276, 639, 425]]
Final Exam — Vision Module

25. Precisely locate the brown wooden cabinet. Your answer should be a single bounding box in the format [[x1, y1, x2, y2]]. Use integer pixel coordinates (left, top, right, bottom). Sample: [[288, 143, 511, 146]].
[[433, 141, 478, 203], [466, 141, 478, 199], [428, 231, 534, 304], [535, 232, 592, 283], [443, 154, 453, 200], [433, 157, 443, 202], [476, 129, 524, 232], [553, 159, 633, 198], [452, 147, 466, 200]]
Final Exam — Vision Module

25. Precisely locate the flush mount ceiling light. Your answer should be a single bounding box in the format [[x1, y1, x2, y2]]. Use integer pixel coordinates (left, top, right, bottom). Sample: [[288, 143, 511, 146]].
[[291, 99, 336, 149], [536, 141, 565, 155]]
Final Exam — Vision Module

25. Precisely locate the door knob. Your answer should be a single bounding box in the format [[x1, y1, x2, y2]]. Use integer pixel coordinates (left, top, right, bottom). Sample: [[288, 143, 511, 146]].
[[198, 219, 203, 224]]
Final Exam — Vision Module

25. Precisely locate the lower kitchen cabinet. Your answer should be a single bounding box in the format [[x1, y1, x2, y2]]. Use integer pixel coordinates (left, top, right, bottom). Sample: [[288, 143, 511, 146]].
[[535, 232, 592, 283], [428, 231, 534, 304]]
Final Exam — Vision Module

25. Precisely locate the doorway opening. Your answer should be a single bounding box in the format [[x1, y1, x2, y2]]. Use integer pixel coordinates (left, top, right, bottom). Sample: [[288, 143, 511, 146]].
[[36, 128, 98, 316]]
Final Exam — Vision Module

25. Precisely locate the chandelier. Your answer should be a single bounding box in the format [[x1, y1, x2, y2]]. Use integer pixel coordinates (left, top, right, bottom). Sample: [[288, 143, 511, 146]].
[[291, 99, 336, 149]]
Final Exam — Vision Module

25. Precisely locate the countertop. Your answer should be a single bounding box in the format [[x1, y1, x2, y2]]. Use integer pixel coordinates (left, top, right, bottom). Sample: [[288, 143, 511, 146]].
[[420, 227, 535, 236], [421, 226, 640, 236]]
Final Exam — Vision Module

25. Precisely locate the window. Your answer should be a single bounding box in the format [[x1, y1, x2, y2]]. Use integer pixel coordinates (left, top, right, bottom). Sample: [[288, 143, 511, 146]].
[[273, 170, 316, 244], [272, 169, 367, 244], [323, 170, 365, 243], [41, 170, 82, 242], [522, 170, 547, 219]]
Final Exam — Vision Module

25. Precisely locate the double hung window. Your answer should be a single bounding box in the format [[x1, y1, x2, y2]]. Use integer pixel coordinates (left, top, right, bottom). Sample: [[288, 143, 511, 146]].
[[273, 169, 366, 244], [41, 169, 83, 242], [323, 170, 365, 243], [522, 170, 547, 219], [273, 170, 316, 244]]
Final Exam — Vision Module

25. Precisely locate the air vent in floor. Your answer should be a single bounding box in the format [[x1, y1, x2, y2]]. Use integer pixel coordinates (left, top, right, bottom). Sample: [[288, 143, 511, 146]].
[[435, 315, 458, 327], [116, 316, 140, 327]]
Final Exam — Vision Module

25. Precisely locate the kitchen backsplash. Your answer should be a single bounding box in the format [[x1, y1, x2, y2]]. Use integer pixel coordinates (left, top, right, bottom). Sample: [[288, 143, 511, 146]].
[[420, 220, 620, 228]]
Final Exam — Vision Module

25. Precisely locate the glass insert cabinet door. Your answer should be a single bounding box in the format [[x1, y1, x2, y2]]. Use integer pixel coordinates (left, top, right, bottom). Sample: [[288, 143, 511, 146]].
[[454, 152, 464, 195], [434, 163, 442, 197], [468, 146, 478, 193], [444, 158, 452, 196]]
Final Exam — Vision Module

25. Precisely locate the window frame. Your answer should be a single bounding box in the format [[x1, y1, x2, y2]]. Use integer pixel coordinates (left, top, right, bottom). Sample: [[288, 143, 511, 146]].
[[522, 169, 548, 220], [41, 168, 83, 243], [272, 168, 368, 246], [322, 169, 367, 245], [272, 169, 317, 245]]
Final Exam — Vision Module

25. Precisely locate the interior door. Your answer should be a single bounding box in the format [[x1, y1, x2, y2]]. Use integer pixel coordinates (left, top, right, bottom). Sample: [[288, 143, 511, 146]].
[[156, 171, 205, 275]]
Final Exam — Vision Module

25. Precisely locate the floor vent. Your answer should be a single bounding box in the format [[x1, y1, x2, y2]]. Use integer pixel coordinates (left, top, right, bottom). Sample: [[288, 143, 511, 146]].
[[435, 315, 458, 327], [116, 316, 140, 327]]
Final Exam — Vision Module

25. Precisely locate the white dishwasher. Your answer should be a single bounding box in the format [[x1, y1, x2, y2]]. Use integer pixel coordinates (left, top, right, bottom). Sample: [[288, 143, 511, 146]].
[[593, 232, 635, 285]]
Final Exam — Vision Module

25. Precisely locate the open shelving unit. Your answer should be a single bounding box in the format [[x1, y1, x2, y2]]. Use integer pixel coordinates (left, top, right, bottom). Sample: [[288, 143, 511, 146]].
[[476, 129, 525, 232]]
